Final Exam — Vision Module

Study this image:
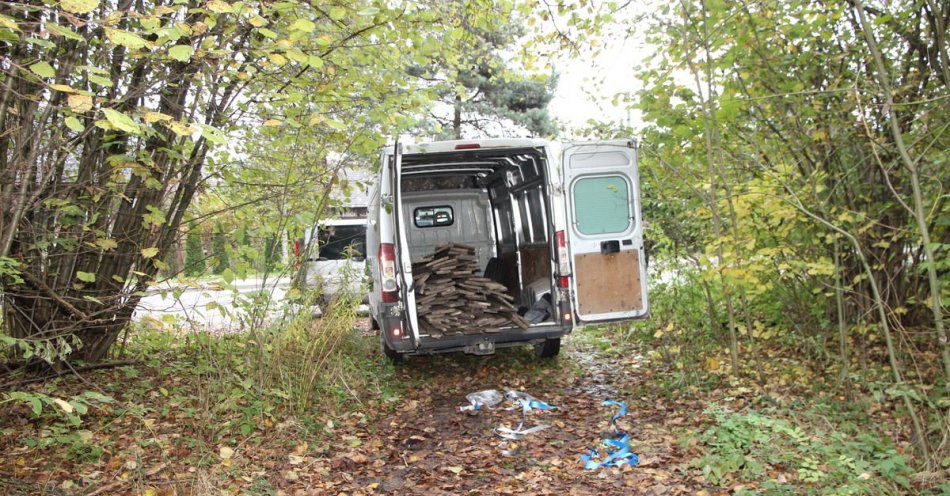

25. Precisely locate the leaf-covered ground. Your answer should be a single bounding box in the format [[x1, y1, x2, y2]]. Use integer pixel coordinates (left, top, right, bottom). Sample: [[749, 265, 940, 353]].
[[0, 323, 925, 495], [298, 346, 706, 495]]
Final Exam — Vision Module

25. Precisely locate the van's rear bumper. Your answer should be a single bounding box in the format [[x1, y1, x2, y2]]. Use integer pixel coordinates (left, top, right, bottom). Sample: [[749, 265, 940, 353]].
[[404, 324, 572, 355], [378, 302, 575, 356]]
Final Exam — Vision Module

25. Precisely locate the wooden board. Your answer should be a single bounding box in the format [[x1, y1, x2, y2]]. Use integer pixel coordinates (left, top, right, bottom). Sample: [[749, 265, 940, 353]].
[[520, 245, 551, 285], [412, 243, 529, 336], [574, 250, 642, 315]]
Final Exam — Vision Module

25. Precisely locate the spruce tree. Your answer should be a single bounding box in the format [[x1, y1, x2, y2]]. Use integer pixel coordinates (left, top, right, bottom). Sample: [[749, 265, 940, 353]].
[[410, 1, 557, 139], [184, 230, 205, 277], [211, 223, 230, 275]]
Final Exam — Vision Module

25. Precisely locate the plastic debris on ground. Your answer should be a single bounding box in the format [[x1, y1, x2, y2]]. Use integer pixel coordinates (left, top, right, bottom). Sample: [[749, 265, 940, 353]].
[[580, 400, 640, 470], [494, 390, 556, 440], [495, 423, 549, 440], [459, 389, 557, 441], [458, 389, 504, 412], [504, 390, 557, 413]]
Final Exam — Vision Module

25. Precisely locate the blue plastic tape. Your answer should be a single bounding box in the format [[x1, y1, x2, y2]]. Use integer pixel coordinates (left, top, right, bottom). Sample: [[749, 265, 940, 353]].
[[580, 401, 639, 470]]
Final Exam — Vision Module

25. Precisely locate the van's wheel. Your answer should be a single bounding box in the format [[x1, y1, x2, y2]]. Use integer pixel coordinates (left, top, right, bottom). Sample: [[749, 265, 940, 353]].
[[382, 341, 404, 364], [535, 338, 561, 359]]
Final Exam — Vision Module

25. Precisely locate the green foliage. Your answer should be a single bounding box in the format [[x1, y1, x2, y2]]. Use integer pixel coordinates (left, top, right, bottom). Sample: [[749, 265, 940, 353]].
[[184, 229, 205, 277], [0, 257, 23, 287], [2, 390, 113, 460], [615, 2, 949, 464], [0, 334, 85, 365], [1, 0, 454, 363], [694, 405, 912, 494], [410, 0, 558, 138], [3, 391, 113, 424], [263, 234, 281, 273], [211, 222, 231, 275], [125, 273, 388, 438]]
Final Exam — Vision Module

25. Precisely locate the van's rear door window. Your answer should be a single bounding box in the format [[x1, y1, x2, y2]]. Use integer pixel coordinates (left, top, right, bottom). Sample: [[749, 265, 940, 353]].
[[572, 175, 631, 235], [414, 206, 454, 228], [318, 225, 366, 260]]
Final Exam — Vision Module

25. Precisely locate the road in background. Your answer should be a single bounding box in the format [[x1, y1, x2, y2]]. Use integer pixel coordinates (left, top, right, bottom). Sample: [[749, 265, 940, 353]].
[[135, 277, 291, 331]]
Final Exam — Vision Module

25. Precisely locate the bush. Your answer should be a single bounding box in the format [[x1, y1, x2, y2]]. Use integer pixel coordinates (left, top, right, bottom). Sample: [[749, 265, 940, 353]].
[[693, 404, 913, 494]]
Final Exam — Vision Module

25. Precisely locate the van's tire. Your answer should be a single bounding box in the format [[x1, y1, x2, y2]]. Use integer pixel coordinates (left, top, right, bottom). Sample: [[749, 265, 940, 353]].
[[382, 341, 404, 364], [535, 338, 561, 359]]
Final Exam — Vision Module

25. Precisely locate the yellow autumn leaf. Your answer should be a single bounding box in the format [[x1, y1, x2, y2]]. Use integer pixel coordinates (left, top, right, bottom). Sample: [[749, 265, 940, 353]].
[[105, 28, 147, 49], [263, 119, 282, 127], [0, 15, 19, 30], [167, 121, 196, 136], [206, 0, 232, 13], [60, 0, 99, 14], [49, 84, 77, 93], [141, 247, 159, 258], [67, 94, 93, 113], [143, 112, 172, 123]]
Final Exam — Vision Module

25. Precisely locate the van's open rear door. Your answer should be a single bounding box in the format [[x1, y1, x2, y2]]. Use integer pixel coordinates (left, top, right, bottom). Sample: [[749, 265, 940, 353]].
[[562, 139, 648, 322], [390, 142, 420, 345]]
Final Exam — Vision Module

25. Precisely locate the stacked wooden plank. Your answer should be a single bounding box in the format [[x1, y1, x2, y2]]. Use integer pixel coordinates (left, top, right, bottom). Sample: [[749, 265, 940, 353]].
[[412, 243, 530, 338]]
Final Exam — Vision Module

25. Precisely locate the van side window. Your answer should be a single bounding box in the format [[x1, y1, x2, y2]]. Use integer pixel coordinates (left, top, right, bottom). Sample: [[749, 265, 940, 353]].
[[573, 175, 632, 235], [414, 206, 454, 228], [318, 225, 366, 260]]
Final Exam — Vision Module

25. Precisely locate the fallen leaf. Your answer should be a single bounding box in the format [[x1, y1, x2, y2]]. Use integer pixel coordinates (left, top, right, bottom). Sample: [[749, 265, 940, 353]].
[[52, 398, 74, 414], [219, 446, 234, 460]]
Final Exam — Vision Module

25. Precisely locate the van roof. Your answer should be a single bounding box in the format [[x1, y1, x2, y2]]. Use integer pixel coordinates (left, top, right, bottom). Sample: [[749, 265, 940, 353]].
[[404, 138, 549, 155]]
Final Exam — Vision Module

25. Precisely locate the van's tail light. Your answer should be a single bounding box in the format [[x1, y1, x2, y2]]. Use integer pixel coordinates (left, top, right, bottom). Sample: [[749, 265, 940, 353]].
[[379, 242, 399, 303], [455, 143, 480, 150], [555, 230, 570, 288]]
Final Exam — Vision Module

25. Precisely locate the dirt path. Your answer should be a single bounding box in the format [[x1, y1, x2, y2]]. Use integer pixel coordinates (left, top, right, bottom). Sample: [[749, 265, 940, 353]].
[[293, 340, 710, 495]]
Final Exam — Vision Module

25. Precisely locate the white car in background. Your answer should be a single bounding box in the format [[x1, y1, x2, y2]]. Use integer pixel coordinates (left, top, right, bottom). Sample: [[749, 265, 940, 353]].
[[302, 218, 367, 305]]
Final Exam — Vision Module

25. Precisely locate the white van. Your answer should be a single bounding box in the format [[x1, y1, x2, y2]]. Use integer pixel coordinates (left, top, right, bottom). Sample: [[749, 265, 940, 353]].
[[366, 138, 648, 361]]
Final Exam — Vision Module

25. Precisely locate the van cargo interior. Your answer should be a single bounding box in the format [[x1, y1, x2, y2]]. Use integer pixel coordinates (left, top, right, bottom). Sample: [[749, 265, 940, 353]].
[[400, 147, 556, 332]]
